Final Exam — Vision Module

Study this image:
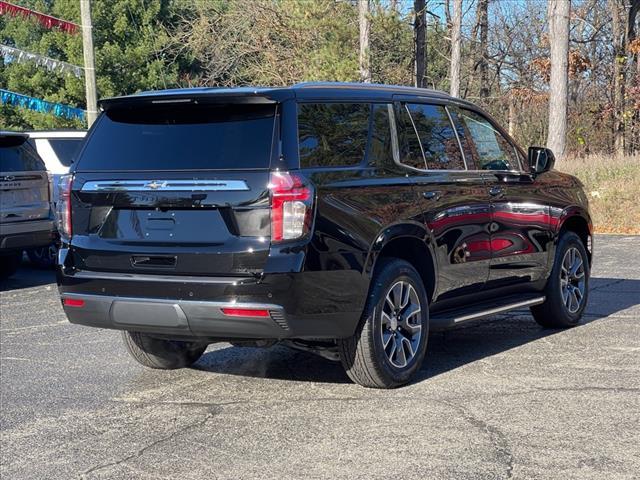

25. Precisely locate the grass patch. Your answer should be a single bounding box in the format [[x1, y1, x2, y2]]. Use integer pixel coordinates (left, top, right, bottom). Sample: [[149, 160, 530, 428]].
[[557, 154, 640, 234]]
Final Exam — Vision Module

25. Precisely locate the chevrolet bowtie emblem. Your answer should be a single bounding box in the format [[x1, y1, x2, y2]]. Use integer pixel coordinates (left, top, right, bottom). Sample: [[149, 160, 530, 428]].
[[145, 181, 167, 190]]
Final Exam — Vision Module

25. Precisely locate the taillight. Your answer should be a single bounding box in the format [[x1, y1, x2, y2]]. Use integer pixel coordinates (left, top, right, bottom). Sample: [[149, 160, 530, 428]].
[[56, 174, 73, 240], [269, 172, 313, 242]]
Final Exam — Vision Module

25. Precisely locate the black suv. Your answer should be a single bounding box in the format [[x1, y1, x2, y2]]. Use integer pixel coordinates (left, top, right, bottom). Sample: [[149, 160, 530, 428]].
[[56, 83, 592, 388]]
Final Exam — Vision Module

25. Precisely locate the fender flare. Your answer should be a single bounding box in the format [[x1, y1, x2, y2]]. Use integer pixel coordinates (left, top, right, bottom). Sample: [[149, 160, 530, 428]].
[[554, 205, 593, 237], [364, 221, 439, 298]]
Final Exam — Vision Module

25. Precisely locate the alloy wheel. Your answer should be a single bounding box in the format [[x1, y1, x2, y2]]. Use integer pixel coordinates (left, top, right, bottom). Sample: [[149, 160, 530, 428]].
[[380, 280, 422, 368], [560, 246, 586, 314]]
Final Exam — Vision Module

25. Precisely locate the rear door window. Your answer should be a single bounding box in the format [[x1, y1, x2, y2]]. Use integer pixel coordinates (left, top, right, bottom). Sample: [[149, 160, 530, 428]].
[[455, 109, 519, 171], [396, 104, 428, 170], [298, 103, 370, 168], [404, 104, 465, 170], [0, 137, 45, 172], [76, 104, 276, 171]]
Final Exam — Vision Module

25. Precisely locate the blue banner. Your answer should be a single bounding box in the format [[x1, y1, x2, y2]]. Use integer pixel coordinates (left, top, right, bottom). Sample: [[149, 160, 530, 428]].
[[0, 88, 85, 121]]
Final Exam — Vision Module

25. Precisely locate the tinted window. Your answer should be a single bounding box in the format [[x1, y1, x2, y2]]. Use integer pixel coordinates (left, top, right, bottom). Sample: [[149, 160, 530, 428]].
[[76, 104, 276, 171], [298, 103, 369, 167], [0, 136, 45, 172], [405, 104, 465, 170], [367, 104, 393, 167], [456, 109, 518, 171], [397, 104, 427, 170], [49, 139, 84, 166]]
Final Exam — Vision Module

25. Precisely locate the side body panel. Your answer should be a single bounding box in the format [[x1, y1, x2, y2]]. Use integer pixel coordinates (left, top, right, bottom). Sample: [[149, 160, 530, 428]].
[[411, 171, 493, 300], [485, 172, 555, 288]]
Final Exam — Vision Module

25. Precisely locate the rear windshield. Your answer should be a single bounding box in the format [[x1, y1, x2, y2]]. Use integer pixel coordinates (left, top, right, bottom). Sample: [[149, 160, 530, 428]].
[[50, 138, 84, 166], [1, 136, 45, 172], [76, 104, 276, 171]]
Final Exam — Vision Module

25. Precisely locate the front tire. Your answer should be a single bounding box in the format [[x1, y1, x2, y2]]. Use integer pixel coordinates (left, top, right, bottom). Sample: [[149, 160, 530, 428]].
[[122, 331, 207, 369], [531, 231, 590, 328], [338, 258, 429, 388]]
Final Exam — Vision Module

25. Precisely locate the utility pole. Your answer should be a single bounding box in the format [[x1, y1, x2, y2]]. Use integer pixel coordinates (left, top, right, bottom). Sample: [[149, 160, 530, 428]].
[[80, 0, 98, 127]]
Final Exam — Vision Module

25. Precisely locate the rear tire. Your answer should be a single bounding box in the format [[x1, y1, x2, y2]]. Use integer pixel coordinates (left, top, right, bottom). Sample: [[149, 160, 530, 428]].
[[122, 331, 207, 369], [0, 252, 22, 280], [338, 258, 429, 388], [531, 231, 590, 328]]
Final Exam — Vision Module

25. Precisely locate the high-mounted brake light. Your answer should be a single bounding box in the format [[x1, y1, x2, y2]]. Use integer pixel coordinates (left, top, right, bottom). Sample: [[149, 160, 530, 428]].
[[269, 172, 313, 242], [56, 174, 73, 240]]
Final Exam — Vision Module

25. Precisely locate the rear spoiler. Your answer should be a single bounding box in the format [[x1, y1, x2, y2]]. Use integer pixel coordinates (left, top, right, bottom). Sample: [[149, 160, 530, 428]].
[[99, 90, 291, 112]]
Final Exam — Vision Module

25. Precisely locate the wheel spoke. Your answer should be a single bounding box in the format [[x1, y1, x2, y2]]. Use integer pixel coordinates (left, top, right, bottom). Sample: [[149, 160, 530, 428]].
[[391, 283, 403, 309], [401, 335, 415, 359], [395, 336, 407, 367], [381, 311, 392, 327], [401, 316, 422, 334], [386, 335, 397, 357], [402, 302, 421, 320], [570, 289, 579, 312], [570, 258, 583, 277], [400, 283, 410, 309], [382, 331, 394, 349]]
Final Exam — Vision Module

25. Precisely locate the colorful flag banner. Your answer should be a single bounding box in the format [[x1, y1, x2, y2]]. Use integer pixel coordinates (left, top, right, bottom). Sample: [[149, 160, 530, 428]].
[[0, 1, 79, 34], [1, 44, 83, 78], [0, 89, 85, 121]]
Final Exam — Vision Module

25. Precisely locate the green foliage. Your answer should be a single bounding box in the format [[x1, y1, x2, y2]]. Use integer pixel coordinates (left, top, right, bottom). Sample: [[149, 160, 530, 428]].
[[0, 0, 178, 129]]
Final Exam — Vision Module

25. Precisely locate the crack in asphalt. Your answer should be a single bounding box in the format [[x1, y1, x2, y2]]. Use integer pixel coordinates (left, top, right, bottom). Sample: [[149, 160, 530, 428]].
[[441, 400, 515, 479], [79, 405, 222, 479]]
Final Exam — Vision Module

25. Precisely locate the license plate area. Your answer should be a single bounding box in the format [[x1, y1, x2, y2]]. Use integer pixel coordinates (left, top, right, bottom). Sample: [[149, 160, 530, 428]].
[[98, 209, 231, 244]]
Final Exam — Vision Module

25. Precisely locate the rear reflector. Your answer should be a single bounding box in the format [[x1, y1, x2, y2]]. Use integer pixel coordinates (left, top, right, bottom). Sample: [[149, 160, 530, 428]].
[[63, 298, 85, 308], [221, 308, 270, 318]]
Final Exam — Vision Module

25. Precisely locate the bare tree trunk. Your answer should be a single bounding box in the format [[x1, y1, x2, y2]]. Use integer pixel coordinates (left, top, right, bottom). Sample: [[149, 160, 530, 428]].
[[546, 0, 570, 158], [478, 0, 489, 98], [414, 0, 426, 88], [610, 0, 626, 155], [449, 0, 463, 97], [627, 0, 639, 153], [508, 92, 517, 137], [359, 0, 371, 83]]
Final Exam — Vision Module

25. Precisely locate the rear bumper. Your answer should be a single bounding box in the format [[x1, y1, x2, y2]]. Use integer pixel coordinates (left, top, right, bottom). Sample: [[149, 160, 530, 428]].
[[57, 268, 368, 340], [61, 293, 291, 339], [0, 219, 55, 252]]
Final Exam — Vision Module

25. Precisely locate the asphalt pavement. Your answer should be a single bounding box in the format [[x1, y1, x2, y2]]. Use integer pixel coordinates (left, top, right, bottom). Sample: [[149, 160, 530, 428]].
[[1, 234, 639, 479]]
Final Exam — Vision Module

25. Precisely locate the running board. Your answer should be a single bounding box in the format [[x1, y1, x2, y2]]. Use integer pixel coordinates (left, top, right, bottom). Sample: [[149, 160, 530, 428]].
[[430, 294, 545, 331]]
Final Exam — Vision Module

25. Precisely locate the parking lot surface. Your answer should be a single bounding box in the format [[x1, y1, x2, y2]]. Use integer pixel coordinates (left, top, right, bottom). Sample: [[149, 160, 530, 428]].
[[1, 234, 639, 479]]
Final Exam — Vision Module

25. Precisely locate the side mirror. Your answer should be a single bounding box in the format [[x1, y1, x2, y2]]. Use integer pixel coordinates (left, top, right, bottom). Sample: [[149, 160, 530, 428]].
[[528, 146, 555, 174]]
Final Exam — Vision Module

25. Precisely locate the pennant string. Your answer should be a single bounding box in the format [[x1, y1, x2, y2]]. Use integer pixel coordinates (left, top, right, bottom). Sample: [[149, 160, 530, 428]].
[[0, 1, 79, 34], [0, 88, 86, 121], [1, 44, 83, 78]]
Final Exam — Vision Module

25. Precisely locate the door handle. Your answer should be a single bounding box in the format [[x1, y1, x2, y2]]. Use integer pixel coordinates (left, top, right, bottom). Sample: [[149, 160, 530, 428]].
[[488, 186, 504, 197], [423, 190, 442, 201]]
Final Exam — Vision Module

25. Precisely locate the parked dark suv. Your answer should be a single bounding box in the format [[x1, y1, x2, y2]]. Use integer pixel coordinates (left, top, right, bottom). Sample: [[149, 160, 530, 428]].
[[56, 83, 592, 388]]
